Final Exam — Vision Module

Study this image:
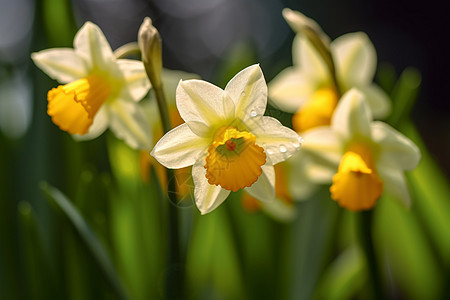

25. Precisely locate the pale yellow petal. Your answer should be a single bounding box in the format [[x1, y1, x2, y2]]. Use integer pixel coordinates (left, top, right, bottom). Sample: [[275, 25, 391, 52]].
[[192, 161, 231, 214], [151, 123, 209, 168]]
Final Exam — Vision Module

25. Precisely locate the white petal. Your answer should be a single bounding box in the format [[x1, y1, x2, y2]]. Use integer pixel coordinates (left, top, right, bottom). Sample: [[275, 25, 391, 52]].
[[286, 152, 321, 200], [356, 84, 391, 119], [151, 123, 209, 169], [248, 116, 301, 165], [372, 121, 421, 170], [176, 79, 234, 125], [224, 64, 267, 121], [31, 49, 88, 83], [378, 165, 411, 208], [306, 161, 335, 183], [117, 59, 150, 102], [301, 127, 342, 167], [332, 32, 376, 88], [74, 22, 115, 71], [245, 164, 275, 202], [185, 121, 211, 137], [268, 67, 315, 113], [107, 99, 152, 150], [332, 89, 372, 139], [261, 197, 297, 222], [73, 105, 109, 141], [292, 35, 328, 83], [192, 161, 231, 214]]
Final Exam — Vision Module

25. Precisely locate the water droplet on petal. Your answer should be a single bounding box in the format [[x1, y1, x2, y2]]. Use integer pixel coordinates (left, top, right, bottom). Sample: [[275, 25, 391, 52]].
[[250, 110, 257, 117], [280, 145, 287, 153], [267, 149, 274, 155], [293, 136, 303, 150]]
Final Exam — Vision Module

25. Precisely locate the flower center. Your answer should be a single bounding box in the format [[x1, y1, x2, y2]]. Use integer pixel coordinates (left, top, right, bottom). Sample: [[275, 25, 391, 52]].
[[330, 143, 383, 211], [204, 126, 266, 192], [226, 140, 236, 151], [47, 74, 111, 135], [292, 87, 338, 132]]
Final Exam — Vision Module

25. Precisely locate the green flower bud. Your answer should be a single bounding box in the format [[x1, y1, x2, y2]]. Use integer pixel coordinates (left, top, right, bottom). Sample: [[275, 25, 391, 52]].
[[138, 17, 163, 88]]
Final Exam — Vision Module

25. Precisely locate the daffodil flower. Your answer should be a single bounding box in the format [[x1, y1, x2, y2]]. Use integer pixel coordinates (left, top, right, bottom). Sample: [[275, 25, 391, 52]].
[[32, 22, 152, 149], [301, 89, 420, 211], [269, 8, 391, 133], [151, 65, 302, 214]]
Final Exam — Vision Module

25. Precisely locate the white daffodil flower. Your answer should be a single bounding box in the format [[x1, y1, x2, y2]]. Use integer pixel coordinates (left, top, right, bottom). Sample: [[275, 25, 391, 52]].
[[269, 8, 391, 133], [301, 89, 420, 211], [31, 22, 152, 150], [151, 64, 302, 214]]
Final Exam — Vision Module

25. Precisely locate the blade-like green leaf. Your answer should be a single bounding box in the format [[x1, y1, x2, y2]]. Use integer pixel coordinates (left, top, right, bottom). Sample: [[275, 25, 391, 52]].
[[287, 187, 340, 300], [186, 205, 247, 299], [40, 182, 128, 300], [18, 201, 55, 300], [374, 194, 443, 300], [387, 67, 421, 127], [402, 122, 450, 264], [315, 246, 366, 300]]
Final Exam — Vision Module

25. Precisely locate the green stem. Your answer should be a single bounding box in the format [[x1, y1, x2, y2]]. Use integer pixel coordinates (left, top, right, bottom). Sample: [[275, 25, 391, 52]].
[[304, 29, 341, 97], [144, 65, 183, 299], [113, 42, 140, 59], [358, 210, 383, 300]]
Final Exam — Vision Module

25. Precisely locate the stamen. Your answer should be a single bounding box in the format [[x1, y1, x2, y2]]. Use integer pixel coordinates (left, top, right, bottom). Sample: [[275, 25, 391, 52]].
[[226, 140, 236, 151], [47, 74, 111, 135], [292, 87, 338, 132], [205, 127, 266, 192], [330, 144, 383, 211]]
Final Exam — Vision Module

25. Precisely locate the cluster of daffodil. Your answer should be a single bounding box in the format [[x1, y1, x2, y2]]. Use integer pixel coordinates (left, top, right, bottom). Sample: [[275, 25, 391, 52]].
[[32, 18, 301, 215], [32, 9, 420, 217], [267, 9, 420, 212]]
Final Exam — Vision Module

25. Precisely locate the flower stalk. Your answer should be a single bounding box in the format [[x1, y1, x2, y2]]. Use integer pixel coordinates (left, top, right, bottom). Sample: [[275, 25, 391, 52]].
[[138, 18, 183, 299], [282, 8, 341, 96], [358, 210, 383, 300]]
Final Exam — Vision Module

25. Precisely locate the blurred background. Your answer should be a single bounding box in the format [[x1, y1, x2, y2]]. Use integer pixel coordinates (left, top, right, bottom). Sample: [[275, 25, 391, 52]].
[[1, 0, 449, 299]]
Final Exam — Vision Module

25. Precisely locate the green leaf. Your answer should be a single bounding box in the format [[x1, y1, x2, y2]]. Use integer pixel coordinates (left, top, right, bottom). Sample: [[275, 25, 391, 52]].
[[18, 202, 55, 300], [387, 67, 421, 127], [376, 62, 397, 95], [286, 188, 340, 300], [315, 246, 366, 300], [374, 194, 443, 300], [402, 122, 450, 264], [186, 206, 247, 299], [40, 182, 128, 300], [106, 133, 165, 300]]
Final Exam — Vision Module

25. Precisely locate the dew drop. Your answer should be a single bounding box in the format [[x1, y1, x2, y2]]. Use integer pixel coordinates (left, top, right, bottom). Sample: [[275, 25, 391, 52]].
[[250, 110, 257, 117], [298, 136, 304, 144], [280, 145, 287, 153], [267, 149, 274, 155]]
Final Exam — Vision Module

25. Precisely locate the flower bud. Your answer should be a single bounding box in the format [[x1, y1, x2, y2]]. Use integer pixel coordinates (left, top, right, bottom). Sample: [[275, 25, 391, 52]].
[[282, 8, 329, 46], [282, 8, 336, 89], [138, 17, 163, 88]]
